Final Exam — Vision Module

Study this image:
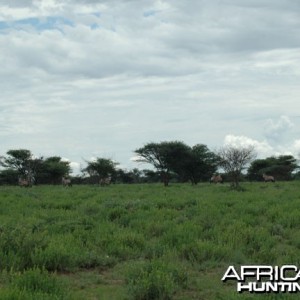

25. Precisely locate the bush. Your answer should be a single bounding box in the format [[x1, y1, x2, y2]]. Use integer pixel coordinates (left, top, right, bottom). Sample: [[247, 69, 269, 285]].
[[0, 267, 69, 300], [0, 225, 48, 270], [125, 259, 187, 300], [31, 234, 81, 271]]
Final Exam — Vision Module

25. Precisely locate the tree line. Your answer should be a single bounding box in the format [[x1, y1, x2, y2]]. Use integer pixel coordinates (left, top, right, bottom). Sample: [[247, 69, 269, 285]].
[[0, 141, 299, 187]]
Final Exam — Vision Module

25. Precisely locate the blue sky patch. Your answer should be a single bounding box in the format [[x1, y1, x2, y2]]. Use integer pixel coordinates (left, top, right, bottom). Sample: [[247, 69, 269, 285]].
[[92, 12, 101, 18], [143, 10, 158, 17], [90, 23, 100, 30], [0, 16, 74, 31]]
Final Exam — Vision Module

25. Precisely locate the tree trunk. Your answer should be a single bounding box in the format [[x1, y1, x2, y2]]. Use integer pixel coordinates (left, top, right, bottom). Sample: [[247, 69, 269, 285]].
[[161, 172, 169, 187]]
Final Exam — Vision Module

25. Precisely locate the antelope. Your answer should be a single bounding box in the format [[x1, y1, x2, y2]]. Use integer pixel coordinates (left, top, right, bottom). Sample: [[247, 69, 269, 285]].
[[262, 174, 275, 182], [18, 177, 32, 187], [62, 177, 72, 187], [210, 174, 223, 184], [99, 176, 111, 186]]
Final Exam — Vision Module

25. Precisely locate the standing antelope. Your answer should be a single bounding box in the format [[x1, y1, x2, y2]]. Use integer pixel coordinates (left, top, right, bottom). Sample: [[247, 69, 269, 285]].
[[62, 177, 72, 187], [18, 176, 33, 187], [99, 176, 111, 186], [262, 174, 275, 182], [210, 174, 223, 184]]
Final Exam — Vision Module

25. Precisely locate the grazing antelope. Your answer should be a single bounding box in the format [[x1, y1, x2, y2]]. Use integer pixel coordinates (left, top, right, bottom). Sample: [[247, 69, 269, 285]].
[[263, 174, 275, 182], [99, 176, 111, 186], [210, 174, 223, 184], [18, 177, 32, 187], [62, 177, 72, 187]]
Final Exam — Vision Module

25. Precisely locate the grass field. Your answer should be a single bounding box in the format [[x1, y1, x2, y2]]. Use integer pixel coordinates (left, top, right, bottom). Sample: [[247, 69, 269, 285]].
[[0, 182, 300, 299]]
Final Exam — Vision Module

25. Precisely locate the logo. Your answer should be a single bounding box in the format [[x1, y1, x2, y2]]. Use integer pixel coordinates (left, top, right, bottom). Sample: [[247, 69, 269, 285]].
[[222, 265, 300, 293]]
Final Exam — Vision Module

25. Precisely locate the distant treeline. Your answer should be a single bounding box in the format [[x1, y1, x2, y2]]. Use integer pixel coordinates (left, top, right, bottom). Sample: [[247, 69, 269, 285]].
[[0, 141, 299, 186]]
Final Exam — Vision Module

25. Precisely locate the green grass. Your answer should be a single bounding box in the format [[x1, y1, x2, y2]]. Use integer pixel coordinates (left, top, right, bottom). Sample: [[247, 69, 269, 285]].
[[0, 182, 300, 299]]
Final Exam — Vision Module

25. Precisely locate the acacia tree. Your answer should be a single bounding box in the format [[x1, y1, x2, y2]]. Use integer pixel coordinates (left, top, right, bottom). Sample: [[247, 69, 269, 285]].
[[135, 141, 219, 186], [0, 149, 33, 176], [0, 149, 43, 183], [0, 150, 70, 185], [83, 158, 118, 183], [217, 146, 256, 189], [180, 144, 219, 185], [40, 157, 71, 184], [248, 155, 298, 181], [134, 141, 190, 186]]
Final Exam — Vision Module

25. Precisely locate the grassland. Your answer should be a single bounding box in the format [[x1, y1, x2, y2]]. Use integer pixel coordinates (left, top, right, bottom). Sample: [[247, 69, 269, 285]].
[[0, 182, 300, 299]]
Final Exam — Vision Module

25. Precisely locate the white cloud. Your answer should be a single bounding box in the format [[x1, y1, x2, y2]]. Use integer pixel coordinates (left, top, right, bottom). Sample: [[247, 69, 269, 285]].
[[69, 161, 81, 174], [0, 1, 300, 171], [130, 155, 142, 162], [291, 140, 300, 158], [264, 115, 294, 142], [223, 135, 274, 157], [223, 134, 300, 160]]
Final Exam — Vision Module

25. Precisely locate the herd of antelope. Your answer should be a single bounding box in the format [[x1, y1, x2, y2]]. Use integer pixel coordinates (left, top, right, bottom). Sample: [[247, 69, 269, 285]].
[[18, 174, 275, 187], [61, 176, 112, 187], [209, 173, 276, 184], [17, 175, 112, 188]]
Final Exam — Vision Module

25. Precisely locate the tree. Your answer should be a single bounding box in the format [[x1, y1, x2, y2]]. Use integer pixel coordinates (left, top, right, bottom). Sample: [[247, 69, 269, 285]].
[[248, 155, 298, 181], [115, 169, 134, 184], [134, 141, 190, 186], [247, 158, 270, 181], [0, 149, 45, 185], [39, 157, 71, 184], [179, 144, 219, 185], [115, 168, 143, 184], [0, 149, 33, 176], [0, 169, 19, 185], [83, 158, 118, 183], [135, 141, 220, 185], [141, 169, 161, 183], [217, 146, 256, 189]]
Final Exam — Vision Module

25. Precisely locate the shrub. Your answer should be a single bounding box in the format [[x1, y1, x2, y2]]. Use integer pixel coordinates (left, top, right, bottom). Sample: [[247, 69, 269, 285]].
[[179, 240, 231, 265], [125, 260, 187, 300], [31, 235, 79, 271], [0, 225, 48, 270], [0, 267, 69, 300]]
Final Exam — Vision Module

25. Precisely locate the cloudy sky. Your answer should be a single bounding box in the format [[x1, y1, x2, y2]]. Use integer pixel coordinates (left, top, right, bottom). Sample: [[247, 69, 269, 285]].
[[1, 0, 300, 174]]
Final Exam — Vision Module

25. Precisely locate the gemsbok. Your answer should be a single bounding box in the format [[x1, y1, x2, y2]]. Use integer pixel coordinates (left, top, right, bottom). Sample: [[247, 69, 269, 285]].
[[99, 176, 111, 186], [18, 177, 32, 187], [62, 177, 72, 187], [262, 174, 275, 182], [210, 174, 223, 184]]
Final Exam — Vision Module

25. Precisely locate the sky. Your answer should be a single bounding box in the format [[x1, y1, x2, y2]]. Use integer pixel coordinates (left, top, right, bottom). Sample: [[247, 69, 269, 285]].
[[1, 0, 300, 174]]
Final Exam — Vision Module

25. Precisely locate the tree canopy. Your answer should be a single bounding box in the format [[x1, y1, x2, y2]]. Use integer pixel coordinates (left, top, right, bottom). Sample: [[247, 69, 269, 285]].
[[135, 141, 192, 186], [0, 149, 33, 176], [180, 144, 219, 185], [38, 157, 71, 184], [0, 150, 71, 185], [83, 158, 118, 183], [247, 155, 298, 181], [217, 146, 256, 188], [135, 141, 219, 186]]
